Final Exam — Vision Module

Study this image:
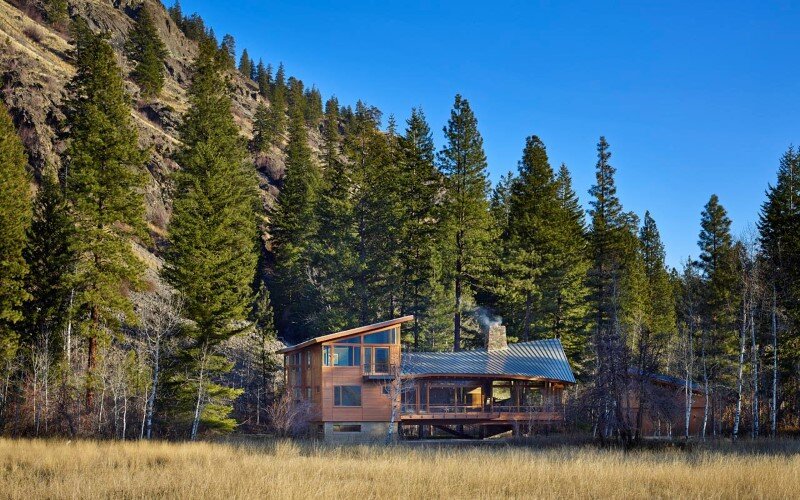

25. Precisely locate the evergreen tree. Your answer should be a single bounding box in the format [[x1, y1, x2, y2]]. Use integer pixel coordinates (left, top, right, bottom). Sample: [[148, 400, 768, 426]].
[[44, 0, 68, 27], [759, 147, 800, 422], [251, 102, 270, 154], [269, 97, 321, 340], [238, 49, 252, 79], [220, 34, 236, 69], [551, 164, 590, 369], [287, 77, 306, 119], [63, 21, 147, 408], [396, 108, 444, 349], [503, 135, 560, 341], [310, 96, 358, 332], [21, 173, 76, 360], [168, 1, 183, 27], [438, 94, 491, 351], [126, 4, 168, 99], [0, 101, 31, 371], [255, 59, 270, 97], [304, 86, 323, 126], [587, 136, 641, 440], [164, 40, 259, 439], [268, 63, 287, 147], [251, 281, 278, 423]]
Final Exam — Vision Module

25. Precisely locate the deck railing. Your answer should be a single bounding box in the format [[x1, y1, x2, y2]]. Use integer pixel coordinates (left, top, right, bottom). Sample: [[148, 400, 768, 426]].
[[362, 362, 393, 376], [401, 403, 562, 415]]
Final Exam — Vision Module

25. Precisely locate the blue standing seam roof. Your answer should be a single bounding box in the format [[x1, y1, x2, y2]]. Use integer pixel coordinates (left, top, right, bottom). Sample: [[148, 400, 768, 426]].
[[401, 338, 576, 384]]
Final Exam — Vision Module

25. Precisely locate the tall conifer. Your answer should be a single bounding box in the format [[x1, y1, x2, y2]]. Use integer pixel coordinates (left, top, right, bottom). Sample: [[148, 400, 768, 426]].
[[63, 21, 147, 408], [0, 101, 31, 370], [126, 4, 168, 99], [438, 95, 490, 351], [164, 40, 259, 439]]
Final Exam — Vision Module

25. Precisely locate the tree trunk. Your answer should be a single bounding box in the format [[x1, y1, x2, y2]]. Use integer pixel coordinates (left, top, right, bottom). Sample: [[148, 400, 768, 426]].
[[733, 305, 747, 441], [701, 329, 710, 441], [454, 240, 462, 352], [145, 340, 160, 440], [751, 305, 759, 438], [190, 347, 208, 441], [771, 285, 778, 438]]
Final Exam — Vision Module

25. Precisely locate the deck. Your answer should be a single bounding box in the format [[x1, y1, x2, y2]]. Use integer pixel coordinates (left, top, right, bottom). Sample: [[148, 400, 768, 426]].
[[400, 404, 565, 424]]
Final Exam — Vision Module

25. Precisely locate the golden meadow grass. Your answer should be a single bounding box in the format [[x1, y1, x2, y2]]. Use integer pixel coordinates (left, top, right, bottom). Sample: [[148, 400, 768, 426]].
[[1, 437, 799, 499]]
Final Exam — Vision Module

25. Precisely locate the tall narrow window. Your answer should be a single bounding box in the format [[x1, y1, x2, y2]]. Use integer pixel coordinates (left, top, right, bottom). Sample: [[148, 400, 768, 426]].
[[374, 347, 389, 373], [323, 346, 330, 366]]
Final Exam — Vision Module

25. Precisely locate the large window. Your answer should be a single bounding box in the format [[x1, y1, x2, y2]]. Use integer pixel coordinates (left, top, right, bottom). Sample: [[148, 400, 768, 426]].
[[363, 328, 396, 344], [334, 385, 362, 406], [333, 346, 360, 367]]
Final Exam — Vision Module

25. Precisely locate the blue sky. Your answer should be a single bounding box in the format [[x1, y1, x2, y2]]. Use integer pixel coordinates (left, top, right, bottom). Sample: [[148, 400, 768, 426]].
[[174, 1, 800, 268]]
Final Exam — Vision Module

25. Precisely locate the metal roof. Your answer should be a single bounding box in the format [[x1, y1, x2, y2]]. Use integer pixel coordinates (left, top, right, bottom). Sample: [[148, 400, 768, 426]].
[[402, 338, 576, 384]]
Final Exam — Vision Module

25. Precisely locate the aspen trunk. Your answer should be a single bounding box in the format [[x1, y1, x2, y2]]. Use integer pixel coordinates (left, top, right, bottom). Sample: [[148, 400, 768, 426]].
[[771, 285, 778, 437], [190, 347, 208, 441], [733, 305, 747, 441], [751, 306, 759, 438]]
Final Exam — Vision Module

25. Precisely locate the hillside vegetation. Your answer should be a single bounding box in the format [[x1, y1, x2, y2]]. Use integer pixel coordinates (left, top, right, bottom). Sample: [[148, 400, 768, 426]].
[[0, 438, 798, 499]]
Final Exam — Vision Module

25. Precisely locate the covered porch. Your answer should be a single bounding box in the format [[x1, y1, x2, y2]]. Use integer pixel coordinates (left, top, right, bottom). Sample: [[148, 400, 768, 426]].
[[400, 376, 566, 425]]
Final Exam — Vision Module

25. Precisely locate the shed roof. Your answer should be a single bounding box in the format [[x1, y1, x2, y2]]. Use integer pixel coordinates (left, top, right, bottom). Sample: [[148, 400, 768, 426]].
[[402, 338, 576, 384], [276, 315, 414, 354]]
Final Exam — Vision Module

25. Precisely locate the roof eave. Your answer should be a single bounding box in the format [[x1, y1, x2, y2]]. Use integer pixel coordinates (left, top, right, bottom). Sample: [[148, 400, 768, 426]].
[[276, 315, 414, 354]]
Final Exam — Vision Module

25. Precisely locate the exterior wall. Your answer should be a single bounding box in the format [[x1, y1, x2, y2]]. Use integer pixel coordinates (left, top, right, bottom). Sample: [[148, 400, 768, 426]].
[[283, 322, 403, 427], [627, 384, 707, 437], [323, 421, 392, 443]]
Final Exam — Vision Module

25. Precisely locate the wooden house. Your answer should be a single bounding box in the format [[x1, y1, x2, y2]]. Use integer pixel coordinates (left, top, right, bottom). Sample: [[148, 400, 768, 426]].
[[278, 316, 577, 442]]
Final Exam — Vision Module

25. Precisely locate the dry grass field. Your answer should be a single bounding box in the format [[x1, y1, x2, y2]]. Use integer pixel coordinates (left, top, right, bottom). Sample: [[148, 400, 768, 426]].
[[1, 437, 799, 499]]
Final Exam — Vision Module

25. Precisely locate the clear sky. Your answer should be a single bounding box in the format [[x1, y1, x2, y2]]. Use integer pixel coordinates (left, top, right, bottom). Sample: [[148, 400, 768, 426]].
[[174, 0, 800, 269]]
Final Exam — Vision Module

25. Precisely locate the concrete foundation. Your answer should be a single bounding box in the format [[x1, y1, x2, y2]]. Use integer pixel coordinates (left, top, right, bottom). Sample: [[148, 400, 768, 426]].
[[323, 421, 392, 444]]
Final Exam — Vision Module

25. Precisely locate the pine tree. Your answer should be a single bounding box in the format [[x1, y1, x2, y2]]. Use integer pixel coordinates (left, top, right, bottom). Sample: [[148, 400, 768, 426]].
[[551, 164, 590, 370], [21, 173, 75, 359], [287, 77, 306, 119], [304, 86, 323, 126], [43, 0, 68, 27], [238, 49, 252, 79], [268, 63, 287, 147], [164, 40, 259, 439], [502, 135, 561, 341], [697, 194, 738, 399], [63, 21, 147, 408], [251, 281, 278, 424], [587, 136, 641, 441], [438, 94, 491, 351], [255, 59, 270, 97], [310, 96, 358, 332], [759, 147, 800, 431], [220, 34, 236, 69], [168, 1, 183, 27], [0, 101, 31, 371], [251, 102, 270, 154], [396, 108, 443, 348], [269, 96, 321, 340], [126, 4, 168, 99], [631, 211, 676, 438]]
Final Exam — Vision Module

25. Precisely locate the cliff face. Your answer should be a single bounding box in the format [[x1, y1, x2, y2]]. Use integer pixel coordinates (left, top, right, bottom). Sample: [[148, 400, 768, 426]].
[[0, 0, 304, 256]]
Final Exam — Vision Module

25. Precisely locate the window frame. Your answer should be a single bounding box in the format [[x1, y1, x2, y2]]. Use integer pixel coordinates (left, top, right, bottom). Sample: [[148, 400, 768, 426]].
[[333, 385, 362, 407]]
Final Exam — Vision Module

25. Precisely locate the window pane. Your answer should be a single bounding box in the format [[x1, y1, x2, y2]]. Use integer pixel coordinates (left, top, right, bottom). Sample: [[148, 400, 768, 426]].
[[334, 385, 361, 406], [363, 328, 395, 344], [338, 337, 360, 344], [323, 346, 330, 366], [333, 346, 352, 366], [374, 347, 389, 363]]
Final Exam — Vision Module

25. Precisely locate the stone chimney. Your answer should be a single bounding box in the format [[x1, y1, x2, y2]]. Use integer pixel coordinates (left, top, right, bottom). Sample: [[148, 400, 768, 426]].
[[484, 323, 508, 351]]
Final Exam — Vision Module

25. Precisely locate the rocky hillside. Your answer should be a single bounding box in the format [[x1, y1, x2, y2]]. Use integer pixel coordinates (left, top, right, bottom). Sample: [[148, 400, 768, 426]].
[[0, 0, 314, 263]]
